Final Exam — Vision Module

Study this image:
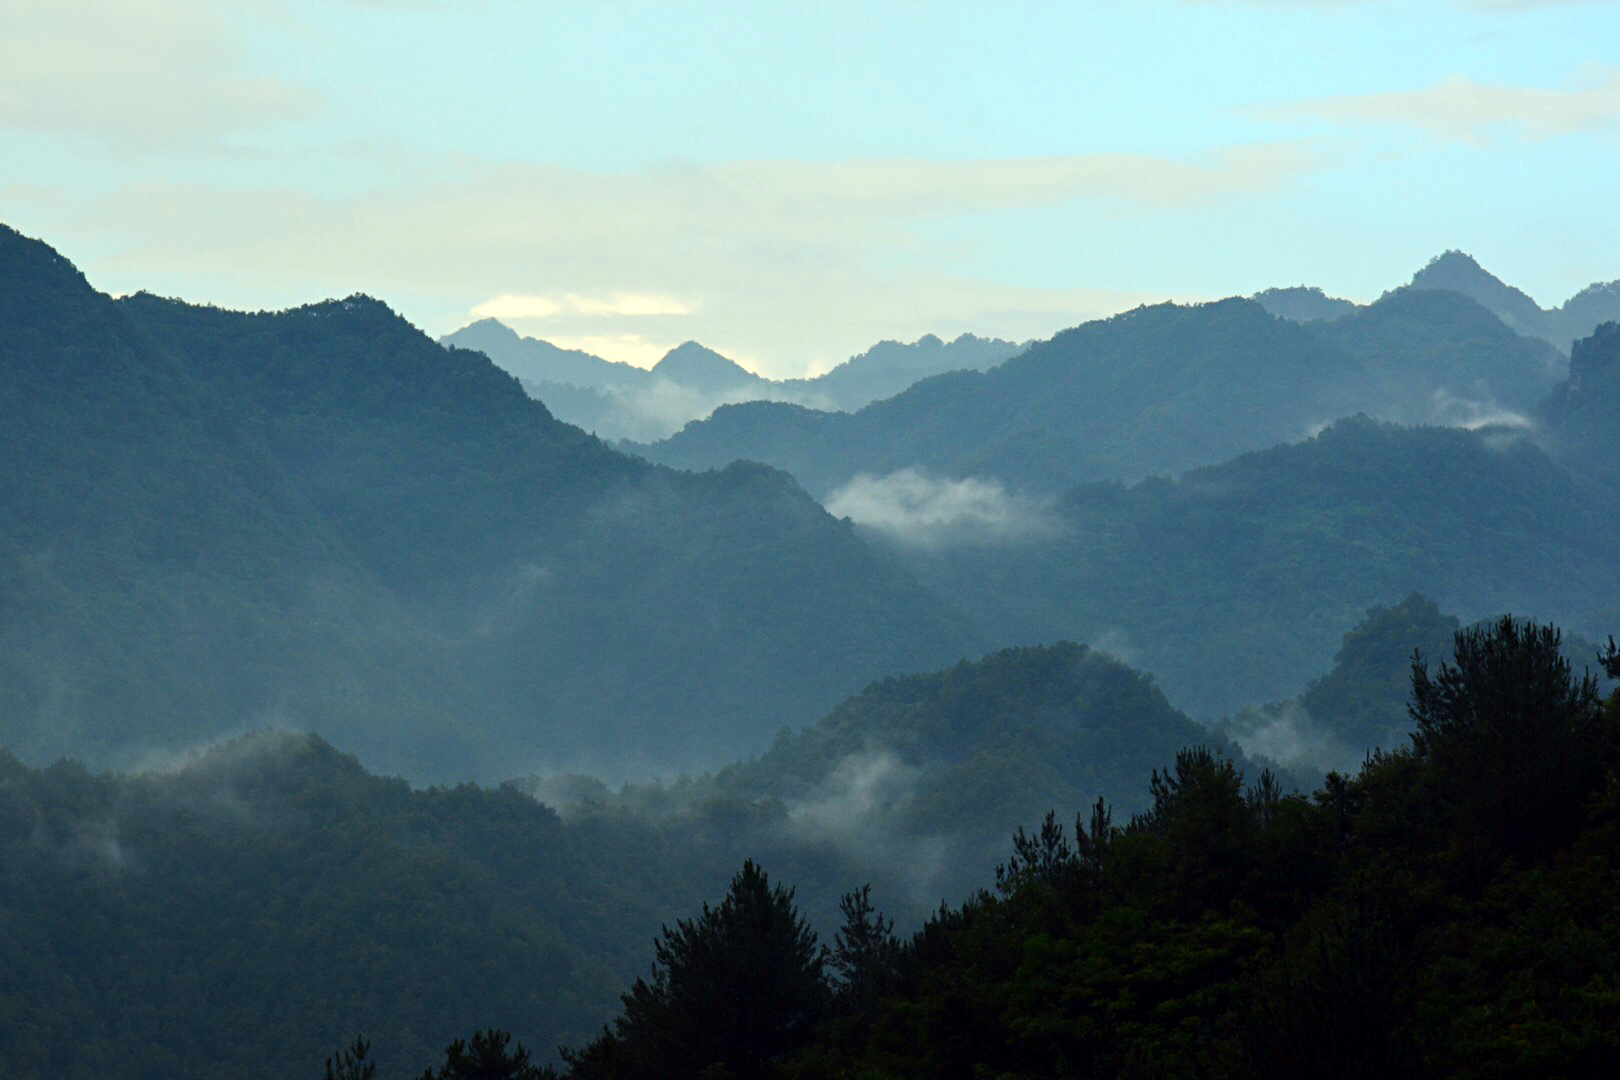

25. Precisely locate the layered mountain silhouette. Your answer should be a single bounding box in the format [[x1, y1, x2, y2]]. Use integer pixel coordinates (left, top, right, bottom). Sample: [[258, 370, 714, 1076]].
[[881, 416, 1620, 720], [441, 319, 1023, 441], [1260, 250, 1620, 354], [0, 225, 981, 779], [639, 289, 1564, 497]]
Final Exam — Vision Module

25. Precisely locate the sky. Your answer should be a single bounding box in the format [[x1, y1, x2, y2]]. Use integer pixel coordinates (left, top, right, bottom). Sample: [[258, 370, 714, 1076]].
[[3, 0, 1618, 377]]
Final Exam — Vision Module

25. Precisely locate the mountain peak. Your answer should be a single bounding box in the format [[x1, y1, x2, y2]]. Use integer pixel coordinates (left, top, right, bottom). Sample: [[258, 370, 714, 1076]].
[[651, 341, 758, 390], [455, 316, 522, 342], [1406, 250, 1545, 332]]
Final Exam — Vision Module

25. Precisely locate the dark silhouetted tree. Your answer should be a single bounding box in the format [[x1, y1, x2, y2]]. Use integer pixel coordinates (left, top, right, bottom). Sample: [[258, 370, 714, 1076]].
[[830, 884, 899, 1012], [568, 860, 828, 1080], [324, 1036, 377, 1080], [1410, 616, 1604, 855], [420, 1029, 554, 1080]]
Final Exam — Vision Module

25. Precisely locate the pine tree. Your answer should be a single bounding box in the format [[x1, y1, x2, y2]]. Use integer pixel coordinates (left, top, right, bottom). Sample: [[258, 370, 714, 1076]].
[[568, 860, 828, 1080], [1409, 616, 1604, 854]]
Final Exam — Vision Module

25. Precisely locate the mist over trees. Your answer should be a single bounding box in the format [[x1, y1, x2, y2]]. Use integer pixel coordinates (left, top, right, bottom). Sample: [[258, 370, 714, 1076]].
[[353, 616, 1620, 1078], [5, 218, 1620, 1078], [0, 225, 979, 780]]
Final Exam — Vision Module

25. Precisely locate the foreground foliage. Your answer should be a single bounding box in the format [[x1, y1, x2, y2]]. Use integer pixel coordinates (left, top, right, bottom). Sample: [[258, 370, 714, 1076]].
[[486, 616, 1618, 1078]]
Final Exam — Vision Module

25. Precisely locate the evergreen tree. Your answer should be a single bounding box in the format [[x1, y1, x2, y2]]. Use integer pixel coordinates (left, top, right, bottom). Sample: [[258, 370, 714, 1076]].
[[568, 860, 828, 1080], [1409, 616, 1604, 854], [420, 1029, 554, 1080], [830, 885, 899, 1012], [324, 1037, 377, 1080]]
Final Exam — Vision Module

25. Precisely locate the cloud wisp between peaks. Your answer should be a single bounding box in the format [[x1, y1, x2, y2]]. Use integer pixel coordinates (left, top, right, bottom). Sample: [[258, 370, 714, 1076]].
[[825, 469, 1062, 549]]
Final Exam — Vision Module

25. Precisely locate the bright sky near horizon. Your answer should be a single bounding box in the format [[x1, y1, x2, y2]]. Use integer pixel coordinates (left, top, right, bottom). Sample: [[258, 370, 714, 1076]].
[[3, 0, 1618, 376]]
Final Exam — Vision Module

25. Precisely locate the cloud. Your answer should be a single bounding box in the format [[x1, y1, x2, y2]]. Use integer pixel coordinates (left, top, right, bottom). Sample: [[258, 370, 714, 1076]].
[[825, 469, 1061, 548], [472, 292, 695, 320], [786, 751, 920, 835], [1221, 700, 1364, 774], [1257, 67, 1620, 144], [0, 1, 319, 148], [1426, 389, 1536, 431]]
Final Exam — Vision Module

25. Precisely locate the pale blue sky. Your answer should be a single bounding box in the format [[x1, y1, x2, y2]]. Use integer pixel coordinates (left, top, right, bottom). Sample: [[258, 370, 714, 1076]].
[[3, 0, 1618, 375]]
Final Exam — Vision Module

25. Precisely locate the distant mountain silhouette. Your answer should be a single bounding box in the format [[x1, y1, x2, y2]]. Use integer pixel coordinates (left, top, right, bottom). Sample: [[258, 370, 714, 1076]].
[[651, 340, 767, 395], [441, 320, 1022, 440], [1251, 285, 1357, 323], [1397, 250, 1620, 353], [641, 291, 1561, 496], [442, 316, 646, 389], [886, 416, 1620, 720]]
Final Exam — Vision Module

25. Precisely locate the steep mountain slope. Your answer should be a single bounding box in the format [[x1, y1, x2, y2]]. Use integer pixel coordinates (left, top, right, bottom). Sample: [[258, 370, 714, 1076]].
[[1309, 286, 1564, 424], [0, 225, 981, 779], [1400, 250, 1620, 352], [881, 417, 1620, 720], [0, 228, 453, 766], [1538, 321, 1620, 492]]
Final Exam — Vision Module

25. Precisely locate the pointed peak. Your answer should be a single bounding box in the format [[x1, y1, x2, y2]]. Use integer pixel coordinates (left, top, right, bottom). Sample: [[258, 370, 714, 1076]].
[[1408, 250, 1514, 296], [652, 341, 754, 381]]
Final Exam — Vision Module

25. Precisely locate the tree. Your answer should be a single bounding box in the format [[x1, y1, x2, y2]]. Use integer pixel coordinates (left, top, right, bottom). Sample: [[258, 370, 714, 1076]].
[[568, 860, 829, 1080], [1409, 616, 1604, 854], [419, 1029, 555, 1080], [830, 885, 899, 1012], [324, 1036, 377, 1080]]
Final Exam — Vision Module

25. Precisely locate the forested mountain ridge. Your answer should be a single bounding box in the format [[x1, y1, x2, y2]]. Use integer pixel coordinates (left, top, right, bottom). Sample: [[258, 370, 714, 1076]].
[[1399, 249, 1620, 352], [1256, 250, 1620, 354], [0, 640, 1307, 1080], [638, 289, 1562, 497], [529, 643, 1306, 909], [0, 224, 981, 779], [0, 732, 724, 1079], [362, 617, 1620, 1080], [885, 415, 1620, 719]]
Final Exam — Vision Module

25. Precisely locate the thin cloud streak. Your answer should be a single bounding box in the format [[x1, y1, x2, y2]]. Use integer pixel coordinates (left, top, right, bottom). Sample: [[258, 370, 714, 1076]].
[[22, 146, 1303, 373], [1257, 67, 1620, 144], [0, 0, 319, 148]]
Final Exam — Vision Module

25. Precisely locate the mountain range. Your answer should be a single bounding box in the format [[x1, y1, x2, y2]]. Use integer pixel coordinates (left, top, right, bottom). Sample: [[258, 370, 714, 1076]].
[[1255, 249, 1620, 354], [636, 286, 1566, 497], [439, 318, 1024, 442], [0, 225, 979, 780]]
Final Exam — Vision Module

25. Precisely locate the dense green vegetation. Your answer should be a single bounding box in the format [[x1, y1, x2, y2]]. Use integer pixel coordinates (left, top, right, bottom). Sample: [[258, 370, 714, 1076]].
[[0, 640, 1295, 1079], [894, 416, 1620, 719], [8, 221, 1620, 1079], [532, 644, 1303, 908], [1220, 594, 1615, 774], [339, 616, 1620, 1078], [0, 224, 980, 778]]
